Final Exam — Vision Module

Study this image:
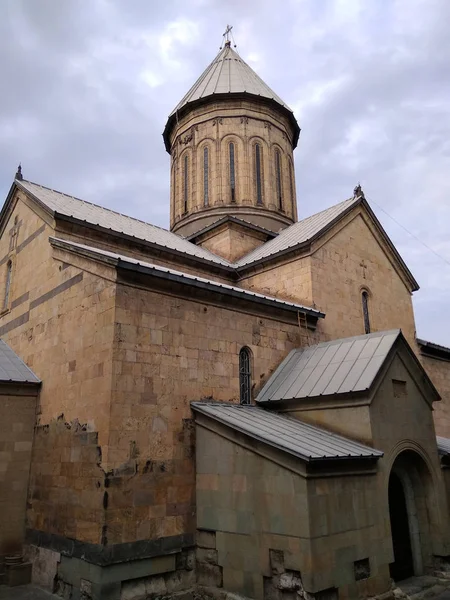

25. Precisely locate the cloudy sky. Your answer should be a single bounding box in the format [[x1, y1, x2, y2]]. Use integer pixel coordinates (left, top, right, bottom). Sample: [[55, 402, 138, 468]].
[[0, 0, 449, 344]]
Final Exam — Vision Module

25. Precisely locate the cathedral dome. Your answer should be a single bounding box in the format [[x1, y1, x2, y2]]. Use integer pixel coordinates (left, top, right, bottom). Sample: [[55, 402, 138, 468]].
[[164, 41, 301, 237], [163, 43, 300, 151]]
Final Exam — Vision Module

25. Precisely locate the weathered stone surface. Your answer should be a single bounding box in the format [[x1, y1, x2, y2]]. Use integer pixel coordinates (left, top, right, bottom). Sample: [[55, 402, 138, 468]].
[[197, 562, 223, 588]]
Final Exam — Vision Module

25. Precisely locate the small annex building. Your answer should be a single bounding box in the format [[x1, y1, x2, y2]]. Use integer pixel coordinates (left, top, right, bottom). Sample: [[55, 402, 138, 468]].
[[193, 330, 450, 599], [0, 36, 449, 600]]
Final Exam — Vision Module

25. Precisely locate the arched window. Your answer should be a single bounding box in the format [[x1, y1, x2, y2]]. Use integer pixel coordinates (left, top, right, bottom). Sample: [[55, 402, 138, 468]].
[[239, 347, 251, 405], [275, 149, 283, 210], [203, 147, 209, 206], [362, 291, 370, 334], [255, 143, 263, 205], [289, 161, 295, 206], [183, 154, 189, 213], [3, 260, 12, 309], [229, 142, 236, 202]]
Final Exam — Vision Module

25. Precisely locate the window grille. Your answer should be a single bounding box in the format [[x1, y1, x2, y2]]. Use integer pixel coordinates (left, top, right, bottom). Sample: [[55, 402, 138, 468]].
[[203, 147, 209, 206], [255, 144, 262, 205], [362, 291, 371, 334], [229, 142, 236, 202], [275, 149, 283, 210], [183, 154, 189, 213], [3, 261, 12, 309], [239, 347, 251, 405]]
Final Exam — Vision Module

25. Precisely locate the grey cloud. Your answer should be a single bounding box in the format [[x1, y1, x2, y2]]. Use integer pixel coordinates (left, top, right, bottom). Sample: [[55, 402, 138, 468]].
[[0, 0, 448, 343]]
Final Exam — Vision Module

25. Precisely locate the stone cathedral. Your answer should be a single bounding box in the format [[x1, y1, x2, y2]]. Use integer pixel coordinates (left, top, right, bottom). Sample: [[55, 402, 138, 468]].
[[0, 38, 450, 600]]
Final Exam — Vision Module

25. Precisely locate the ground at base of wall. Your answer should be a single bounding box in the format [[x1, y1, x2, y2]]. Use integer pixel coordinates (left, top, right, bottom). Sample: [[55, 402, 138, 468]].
[[390, 574, 450, 600], [0, 585, 252, 600], [0, 583, 60, 600]]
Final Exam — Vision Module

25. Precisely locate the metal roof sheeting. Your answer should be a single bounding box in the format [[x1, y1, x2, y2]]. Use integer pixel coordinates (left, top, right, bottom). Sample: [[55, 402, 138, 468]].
[[16, 179, 362, 272], [0, 339, 40, 383], [192, 402, 383, 461], [257, 330, 401, 403], [50, 237, 324, 318], [234, 196, 359, 267], [17, 180, 232, 267], [169, 45, 293, 116]]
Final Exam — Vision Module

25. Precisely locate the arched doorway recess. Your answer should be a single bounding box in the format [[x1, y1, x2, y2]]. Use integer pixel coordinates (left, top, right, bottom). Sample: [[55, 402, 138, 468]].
[[388, 450, 436, 581]]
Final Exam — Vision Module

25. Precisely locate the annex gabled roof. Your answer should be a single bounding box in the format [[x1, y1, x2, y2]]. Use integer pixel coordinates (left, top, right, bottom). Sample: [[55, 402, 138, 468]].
[[50, 237, 324, 320], [192, 402, 383, 462], [0, 339, 40, 384], [14, 179, 232, 268], [257, 329, 440, 404]]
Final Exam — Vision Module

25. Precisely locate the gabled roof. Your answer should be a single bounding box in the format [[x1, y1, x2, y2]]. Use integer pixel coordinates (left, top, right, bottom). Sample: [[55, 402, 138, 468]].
[[192, 402, 383, 462], [8, 178, 419, 291], [186, 215, 277, 242], [169, 44, 292, 116], [50, 237, 324, 320], [14, 179, 232, 268], [257, 329, 440, 404], [0, 339, 40, 384], [233, 194, 420, 291], [234, 196, 359, 267]]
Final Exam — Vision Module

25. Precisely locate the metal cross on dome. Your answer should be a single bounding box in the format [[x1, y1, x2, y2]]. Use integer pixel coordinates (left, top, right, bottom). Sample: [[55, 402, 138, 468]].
[[221, 24, 236, 48]]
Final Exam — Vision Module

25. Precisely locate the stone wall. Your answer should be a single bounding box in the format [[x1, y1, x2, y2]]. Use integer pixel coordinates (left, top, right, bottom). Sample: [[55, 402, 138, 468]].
[[104, 279, 309, 546], [309, 210, 417, 347], [195, 421, 390, 600], [0, 389, 38, 555], [239, 206, 417, 347], [196, 222, 270, 263], [419, 354, 450, 437]]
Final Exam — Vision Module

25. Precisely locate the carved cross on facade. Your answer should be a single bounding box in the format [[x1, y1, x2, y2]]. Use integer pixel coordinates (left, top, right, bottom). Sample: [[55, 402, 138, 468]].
[[360, 259, 367, 279], [9, 216, 20, 251]]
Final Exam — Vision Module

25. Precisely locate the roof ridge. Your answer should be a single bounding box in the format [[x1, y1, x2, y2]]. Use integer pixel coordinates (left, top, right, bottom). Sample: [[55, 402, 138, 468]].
[[19, 178, 179, 236]]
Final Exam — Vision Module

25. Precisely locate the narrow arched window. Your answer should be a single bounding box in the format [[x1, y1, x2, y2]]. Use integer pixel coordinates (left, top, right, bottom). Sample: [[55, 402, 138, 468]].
[[3, 260, 12, 309], [183, 154, 189, 213], [362, 291, 370, 334], [203, 147, 209, 206], [255, 143, 263, 205], [229, 142, 236, 202], [275, 149, 283, 210], [239, 347, 251, 405], [289, 162, 295, 206]]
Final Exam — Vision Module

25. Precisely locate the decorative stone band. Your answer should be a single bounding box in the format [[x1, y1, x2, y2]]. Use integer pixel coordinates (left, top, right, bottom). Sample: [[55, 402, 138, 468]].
[[25, 529, 195, 567]]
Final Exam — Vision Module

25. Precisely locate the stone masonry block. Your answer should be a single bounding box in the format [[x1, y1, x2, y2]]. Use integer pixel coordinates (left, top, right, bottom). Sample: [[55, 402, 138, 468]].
[[197, 529, 216, 549]]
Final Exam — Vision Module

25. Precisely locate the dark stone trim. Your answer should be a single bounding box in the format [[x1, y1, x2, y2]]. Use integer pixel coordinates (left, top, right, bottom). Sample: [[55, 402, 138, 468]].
[[16, 223, 46, 253], [417, 338, 450, 362], [0, 254, 10, 267], [11, 291, 29, 310], [25, 529, 195, 566], [30, 272, 83, 311], [0, 311, 29, 336]]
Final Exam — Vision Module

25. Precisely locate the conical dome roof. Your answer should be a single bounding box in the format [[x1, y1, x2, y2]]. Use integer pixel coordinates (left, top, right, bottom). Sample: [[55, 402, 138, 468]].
[[169, 44, 293, 116], [163, 43, 300, 151]]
